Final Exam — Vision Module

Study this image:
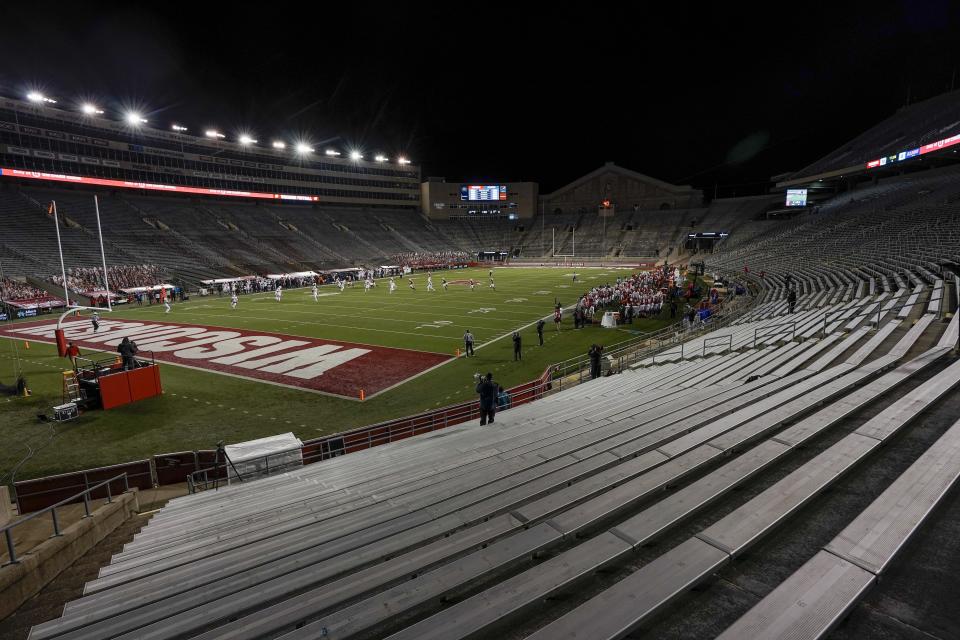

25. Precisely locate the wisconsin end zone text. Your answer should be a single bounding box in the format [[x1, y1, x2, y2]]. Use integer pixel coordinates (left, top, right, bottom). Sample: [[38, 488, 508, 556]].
[[1, 319, 451, 399]]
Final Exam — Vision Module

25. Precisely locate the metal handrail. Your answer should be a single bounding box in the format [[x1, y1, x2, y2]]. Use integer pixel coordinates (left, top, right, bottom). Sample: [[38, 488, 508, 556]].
[[652, 342, 683, 364], [551, 291, 756, 378], [2, 472, 129, 565], [186, 376, 557, 493], [820, 295, 930, 338], [703, 334, 733, 357], [754, 321, 796, 348]]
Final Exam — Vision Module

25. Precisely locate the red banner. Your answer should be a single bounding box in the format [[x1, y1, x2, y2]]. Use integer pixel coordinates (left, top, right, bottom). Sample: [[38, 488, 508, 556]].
[[0, 167, 320, 202]]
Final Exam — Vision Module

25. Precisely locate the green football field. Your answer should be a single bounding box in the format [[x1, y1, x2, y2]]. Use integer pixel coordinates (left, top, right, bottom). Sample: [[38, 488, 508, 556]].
[[0, 266, 682, 482]]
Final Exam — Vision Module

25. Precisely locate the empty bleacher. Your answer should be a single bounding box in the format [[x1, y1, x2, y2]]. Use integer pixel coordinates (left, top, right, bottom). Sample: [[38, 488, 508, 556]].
[[26, 240, 959, 639], [0, 185, 538, 283]]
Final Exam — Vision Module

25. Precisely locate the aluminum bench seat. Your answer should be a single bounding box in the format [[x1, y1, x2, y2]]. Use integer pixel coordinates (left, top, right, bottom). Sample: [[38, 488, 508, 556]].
[[843, 318, 900, 366], [326, 343, 953, 640], [827, 414, 960, 573], [42, 355, 878, 638], [698, 433, 881, 556], [897, 284, 925, 318], [716, 551, 874, 640], [326, 532, 634, 640], [715, 415, 960, 640], [57, 365, 833, 630], [927, 279, 944, 314], [36, 292, 956, 639], [742, 340, 814, 379], [510, 354, 960, 640], [770, 332, 843, 377], [515, 538, 730, 640]]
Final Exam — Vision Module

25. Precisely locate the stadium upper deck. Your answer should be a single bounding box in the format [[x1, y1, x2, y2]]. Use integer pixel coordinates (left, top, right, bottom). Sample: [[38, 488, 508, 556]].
[[782, 89, 960, 186], [0, 95, 421, 208]]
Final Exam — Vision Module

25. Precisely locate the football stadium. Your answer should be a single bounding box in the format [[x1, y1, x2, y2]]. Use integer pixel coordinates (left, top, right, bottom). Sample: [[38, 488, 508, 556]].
[[2, 6, 960, 640]]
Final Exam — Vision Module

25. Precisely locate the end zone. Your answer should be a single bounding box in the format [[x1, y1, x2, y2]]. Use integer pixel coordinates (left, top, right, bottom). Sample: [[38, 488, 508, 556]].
[[0, 318, 452, 400]]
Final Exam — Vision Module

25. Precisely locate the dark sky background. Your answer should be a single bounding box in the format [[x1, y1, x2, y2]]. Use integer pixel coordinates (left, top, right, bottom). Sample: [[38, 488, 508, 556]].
[[2, 2, 959, 196]]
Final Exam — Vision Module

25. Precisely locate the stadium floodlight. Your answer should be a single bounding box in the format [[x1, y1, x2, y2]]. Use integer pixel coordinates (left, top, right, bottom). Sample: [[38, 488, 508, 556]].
[[397, 156, 411, 165], [126, 111, 147, 125], [272, 141, 286, 149], [296, 143, 314, 154], [238, 134, 258, 145], [374, 154, 388, 162], [205, 129, 226, 139], [27, 91, 57, 104], [324, 149, 341, 157], [81, 103, 104, 115], [349, 150, 363, 160], [171, 124, 188, 132]]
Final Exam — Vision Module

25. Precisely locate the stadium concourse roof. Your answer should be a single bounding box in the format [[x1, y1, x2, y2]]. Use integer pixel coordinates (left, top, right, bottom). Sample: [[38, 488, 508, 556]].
[[778, 88, 960, 188], [542, 161, 699, 198]]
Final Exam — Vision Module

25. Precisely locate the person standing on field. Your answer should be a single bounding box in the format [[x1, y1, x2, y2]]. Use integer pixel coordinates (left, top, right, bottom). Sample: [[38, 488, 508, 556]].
[[66, 342, 81, 368], [513, 331, 522, 361], [464, 329, 475, 357], [537, 319, 545, 346]]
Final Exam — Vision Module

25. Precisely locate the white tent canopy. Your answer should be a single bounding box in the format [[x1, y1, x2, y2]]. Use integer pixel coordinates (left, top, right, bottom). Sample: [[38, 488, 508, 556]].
[[201, 276, 258, 285], [224, 432, 304, 482], [266, 271, 317, 280], [119, 284, 175, 293]]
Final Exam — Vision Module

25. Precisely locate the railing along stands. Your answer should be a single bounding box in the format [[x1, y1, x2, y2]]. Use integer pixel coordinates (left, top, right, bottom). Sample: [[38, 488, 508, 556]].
[[2, 472, 129, 565], [187, 370, 556, 493]]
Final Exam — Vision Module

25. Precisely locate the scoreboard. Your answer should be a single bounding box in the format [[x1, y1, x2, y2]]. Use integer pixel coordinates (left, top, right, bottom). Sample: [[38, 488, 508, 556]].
[[460, 185, 508, 201], [785, 189, 808, 207]]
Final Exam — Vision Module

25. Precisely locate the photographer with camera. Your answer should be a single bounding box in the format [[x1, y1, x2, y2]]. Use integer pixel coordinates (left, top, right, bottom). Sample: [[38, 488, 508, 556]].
[[118, 336, 140, 371], [475, 372, 498, 425], [589, 343, 604, 379]]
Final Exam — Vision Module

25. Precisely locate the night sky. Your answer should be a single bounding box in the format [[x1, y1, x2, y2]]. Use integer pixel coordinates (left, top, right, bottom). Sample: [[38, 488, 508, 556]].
[[2, 2, 959, 196]]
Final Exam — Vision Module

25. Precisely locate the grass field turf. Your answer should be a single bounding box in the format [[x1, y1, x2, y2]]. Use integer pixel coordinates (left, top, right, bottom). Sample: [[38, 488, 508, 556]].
[[0, 267, 681, 482]]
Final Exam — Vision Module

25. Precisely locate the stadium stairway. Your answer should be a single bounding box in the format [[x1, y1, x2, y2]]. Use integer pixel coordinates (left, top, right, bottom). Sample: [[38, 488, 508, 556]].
[[26, 289, 957, 639], [0, 514, 153, 640]]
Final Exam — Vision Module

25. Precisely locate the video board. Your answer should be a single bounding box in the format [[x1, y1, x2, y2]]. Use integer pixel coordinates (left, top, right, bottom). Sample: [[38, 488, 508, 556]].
[[460, 185, 508, 201], [785, 188, 808, 207]]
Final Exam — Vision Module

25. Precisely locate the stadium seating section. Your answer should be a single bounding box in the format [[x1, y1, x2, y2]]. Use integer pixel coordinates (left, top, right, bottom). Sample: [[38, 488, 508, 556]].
[[791, 88, 960, 179], [25, 162, 960, 638], [5, 86, 960, 637], [0, 182, 784, 290]]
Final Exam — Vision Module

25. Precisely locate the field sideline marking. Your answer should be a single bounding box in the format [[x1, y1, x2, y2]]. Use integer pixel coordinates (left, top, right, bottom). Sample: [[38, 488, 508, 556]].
[[126, 312, 466, 347], [177, 305, 510, 331], [103, 288, 567, 344], [208, 288, 555, 317]]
